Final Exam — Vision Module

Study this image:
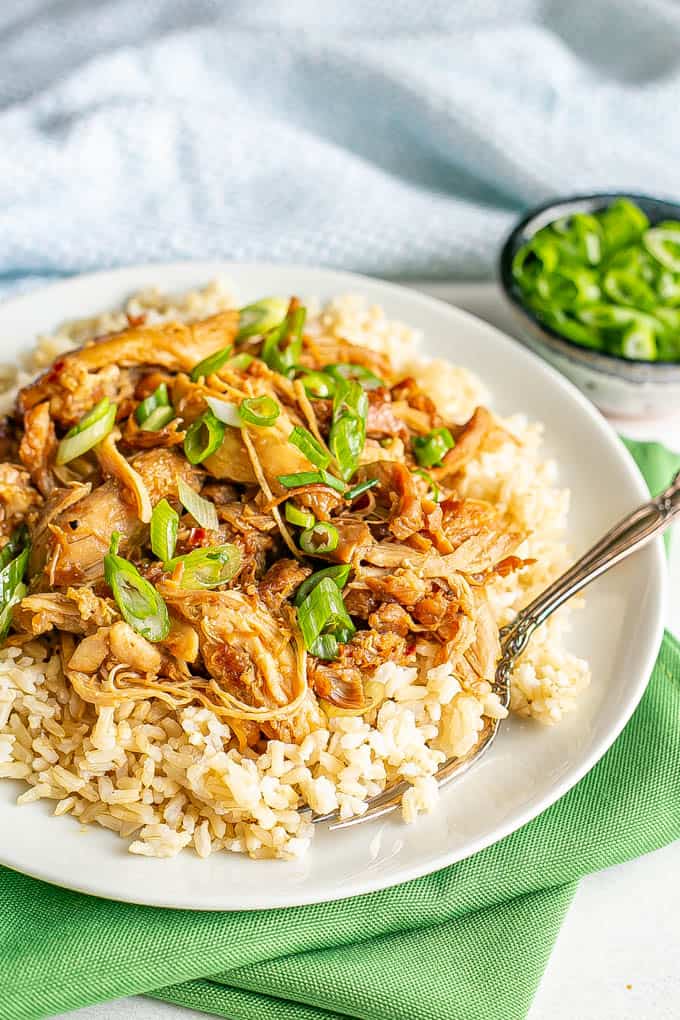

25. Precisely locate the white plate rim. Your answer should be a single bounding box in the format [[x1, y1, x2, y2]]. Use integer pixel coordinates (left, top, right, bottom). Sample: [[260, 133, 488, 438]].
[[0, 261, 666, 911]]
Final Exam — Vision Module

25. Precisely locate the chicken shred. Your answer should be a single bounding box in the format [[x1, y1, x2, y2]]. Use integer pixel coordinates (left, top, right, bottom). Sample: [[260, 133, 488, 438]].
[[2, 299, 526, 759]]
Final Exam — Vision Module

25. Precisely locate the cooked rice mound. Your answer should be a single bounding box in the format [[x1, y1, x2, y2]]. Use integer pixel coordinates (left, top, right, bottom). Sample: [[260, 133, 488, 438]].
[[0, 281, 589, 860]]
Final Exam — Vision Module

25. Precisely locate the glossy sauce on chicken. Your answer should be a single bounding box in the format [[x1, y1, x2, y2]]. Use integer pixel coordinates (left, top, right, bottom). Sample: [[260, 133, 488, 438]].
[[0, 298, 529, 752]]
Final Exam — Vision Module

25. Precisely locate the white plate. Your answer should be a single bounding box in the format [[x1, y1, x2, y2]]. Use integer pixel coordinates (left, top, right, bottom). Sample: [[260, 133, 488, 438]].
[[0, 263, 666, 911]]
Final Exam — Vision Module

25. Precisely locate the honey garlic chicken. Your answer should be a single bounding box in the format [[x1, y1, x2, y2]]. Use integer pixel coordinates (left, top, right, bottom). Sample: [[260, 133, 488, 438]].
[[0, 296, 524, 752]]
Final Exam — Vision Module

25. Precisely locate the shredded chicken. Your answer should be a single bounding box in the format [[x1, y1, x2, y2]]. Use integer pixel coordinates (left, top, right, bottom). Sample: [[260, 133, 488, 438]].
[[2, 298, 526, 762]]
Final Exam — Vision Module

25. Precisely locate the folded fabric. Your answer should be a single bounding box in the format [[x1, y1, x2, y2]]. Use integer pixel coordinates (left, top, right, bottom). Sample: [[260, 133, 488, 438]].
[[1, 1, 680, 292], [2, 438, 678, 1020]]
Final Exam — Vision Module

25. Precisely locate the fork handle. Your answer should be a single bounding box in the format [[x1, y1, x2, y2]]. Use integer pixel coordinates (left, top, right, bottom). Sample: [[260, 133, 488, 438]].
[[497, 471, 680, 672]]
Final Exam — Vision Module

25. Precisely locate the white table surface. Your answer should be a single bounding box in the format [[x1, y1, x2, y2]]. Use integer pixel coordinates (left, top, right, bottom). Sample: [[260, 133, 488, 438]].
[[57, 282, 680, 1020]]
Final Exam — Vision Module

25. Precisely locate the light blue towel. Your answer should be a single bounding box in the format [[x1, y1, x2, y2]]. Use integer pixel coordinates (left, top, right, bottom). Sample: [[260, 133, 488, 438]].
[[1, 0, 679, 296]]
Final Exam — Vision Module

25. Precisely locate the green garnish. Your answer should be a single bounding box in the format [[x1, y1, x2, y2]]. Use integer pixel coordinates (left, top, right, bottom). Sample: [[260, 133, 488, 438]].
[[164, 544, 242, 589], [150, 500, 179, 562], [412, 427, 454, 468], [0, 527, 30, 642], [278, 469, 346, 493], [299, 521, 339, 555], [239, 395, 281, 427], [288, 425, 331, 469], [296, 576, 355, 656], [261, 304, 306, 377], [293, 564, 351, 607], [56, 398, 117, 465], [183, 409, 225, 464], [284, 502, 315, 529], [344, 478, 379, 501], [329, 379, 368, 481], [512, 198, 680, 361], [300, 371, 336, 399], [190, 345, 234, 382], [104, 532, 170, 642], [177, 479, 219, 531], [135, 383, 170, 426], [237, 298, 289, 340], [325, 363, 384, 390]]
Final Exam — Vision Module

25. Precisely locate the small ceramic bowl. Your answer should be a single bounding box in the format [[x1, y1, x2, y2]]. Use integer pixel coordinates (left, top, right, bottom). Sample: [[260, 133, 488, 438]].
[[499, 192, 680, 417]]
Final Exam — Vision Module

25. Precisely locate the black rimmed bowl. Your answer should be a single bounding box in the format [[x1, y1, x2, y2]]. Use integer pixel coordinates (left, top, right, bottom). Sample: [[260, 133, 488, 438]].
[[499, 192, 680, 417]]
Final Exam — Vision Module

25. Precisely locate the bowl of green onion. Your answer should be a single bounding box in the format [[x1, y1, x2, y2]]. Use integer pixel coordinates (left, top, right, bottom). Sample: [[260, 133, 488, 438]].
[[499, 193, 680, 416]]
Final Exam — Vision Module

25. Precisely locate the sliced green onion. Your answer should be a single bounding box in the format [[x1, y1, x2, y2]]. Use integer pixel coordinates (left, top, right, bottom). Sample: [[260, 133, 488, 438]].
[[150, 499, 179, 562], [309, 633, 339, 660], [576, 304, 638, 329], [300, 371, 336, 399], [643, 227, 680, 274], [183, 409, 225, 464], [164, 544, 242, 589], [141, 406, 176, 431], [621, 321, 657, 361], [261, 304, 306, 376], [228, 352, 255, 371], [56, 398, 117, 466], [293, 564, 351, 607], [0, 525, 29, 572], [135, 383, 169, 425], [288, 425, 331, 469], [325, 363, 384, 390], [599, 198, 649, 251], [104, 532, 170, 642], [296, 576, 355, 653], [237, 297, 289, 340], [551, 213, 603, 265], [510, 200, 680, 361], [329, 379, 368, 481], [190, 345, 234, 382], [285, 502, 315, 529], [239, 395, 280, 427], [602, 270, 656, 310], [205, 396, 242, 427], [535, 266, 600, 306], [299, 521, 339, 555], [344, 478, 379, 501], [0, 527, 30, 640], [412, 427, 454, 469], [178, 478, 219, 531], [0, 582, 26, 643], [413, 469, 441, 503], [277, 469, 345, 493]]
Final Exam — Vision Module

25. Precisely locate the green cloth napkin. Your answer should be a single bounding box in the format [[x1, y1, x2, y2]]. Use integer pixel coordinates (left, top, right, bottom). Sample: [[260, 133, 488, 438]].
[[3, 439, 679, 1020]]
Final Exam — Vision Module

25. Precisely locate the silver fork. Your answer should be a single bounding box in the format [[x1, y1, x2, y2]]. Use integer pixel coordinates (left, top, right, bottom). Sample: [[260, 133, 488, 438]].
[[313, 469, 680, 831]]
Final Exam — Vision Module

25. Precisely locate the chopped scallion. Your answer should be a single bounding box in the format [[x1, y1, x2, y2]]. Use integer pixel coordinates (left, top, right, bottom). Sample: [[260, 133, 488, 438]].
[[150, 499, 179, 562], [177, 479, 219, 531], [299, 521, 339, 555], [135, 383, 169, 426], [56, 398, 117, 466], [293, 564, 351, 607], [104, 532, 170, 642], [288, 425, 331, 469], [183, 409, 225, 464], [412, 427, 454, 469], [284, 502, 315, 529], [237, 298, 289, 340], [296, 576, 355, 653], [329, 379, 368, 481], [164, 544, 242, 589], [239, 395, 280, 427], [190, 345, 234, 382], [278, 469, 345, 493], [344, 478, 379, 501]]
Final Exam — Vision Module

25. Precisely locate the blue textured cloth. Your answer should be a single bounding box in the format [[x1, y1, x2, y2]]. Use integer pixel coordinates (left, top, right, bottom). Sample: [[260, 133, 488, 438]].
[[1, 0, 680, 295]]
